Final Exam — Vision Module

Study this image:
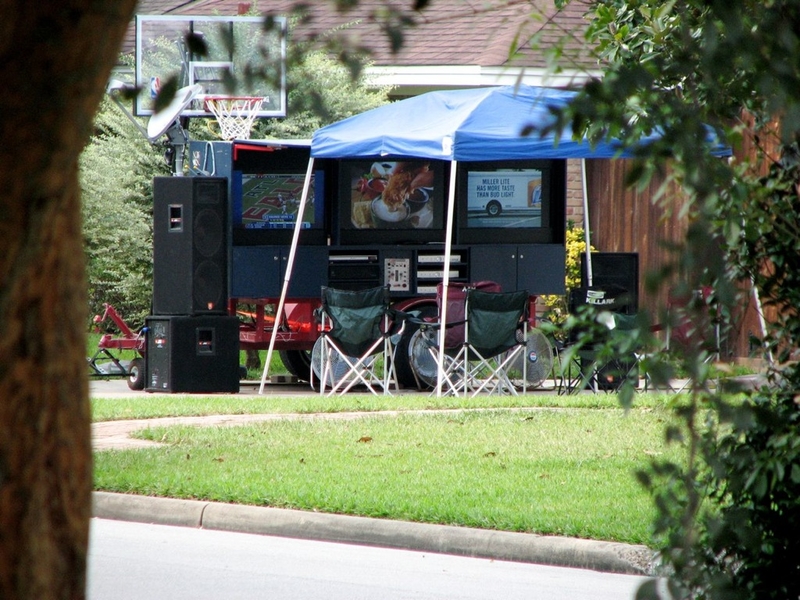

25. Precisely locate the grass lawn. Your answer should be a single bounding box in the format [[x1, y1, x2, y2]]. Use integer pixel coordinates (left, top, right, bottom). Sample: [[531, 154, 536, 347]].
[[91, 388, 677, 421], [93, 395, 684, 546]]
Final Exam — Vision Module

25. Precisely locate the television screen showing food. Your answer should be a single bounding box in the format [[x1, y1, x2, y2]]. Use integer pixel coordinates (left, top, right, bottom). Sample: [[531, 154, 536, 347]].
[[345, 160, 441, 230]]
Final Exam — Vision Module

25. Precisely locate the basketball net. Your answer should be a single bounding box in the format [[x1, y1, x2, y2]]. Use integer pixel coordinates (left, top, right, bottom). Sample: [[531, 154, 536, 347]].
[[205, 96, 264, 140]]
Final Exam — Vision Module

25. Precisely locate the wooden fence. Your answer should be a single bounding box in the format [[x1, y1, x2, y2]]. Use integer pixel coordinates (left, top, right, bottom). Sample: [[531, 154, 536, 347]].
[[584, 156, 774, 362]]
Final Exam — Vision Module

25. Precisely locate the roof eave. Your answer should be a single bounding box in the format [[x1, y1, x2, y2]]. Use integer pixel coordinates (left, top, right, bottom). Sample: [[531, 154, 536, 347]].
[[366, 65, 601, 96]]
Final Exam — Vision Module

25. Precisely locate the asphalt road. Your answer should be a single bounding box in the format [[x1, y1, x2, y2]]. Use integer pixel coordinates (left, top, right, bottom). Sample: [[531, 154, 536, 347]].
[[87, 518, 652, 600]]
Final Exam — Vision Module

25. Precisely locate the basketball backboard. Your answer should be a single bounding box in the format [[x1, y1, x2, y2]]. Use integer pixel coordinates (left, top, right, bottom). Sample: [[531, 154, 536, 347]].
[[135, 15, 287, 118]]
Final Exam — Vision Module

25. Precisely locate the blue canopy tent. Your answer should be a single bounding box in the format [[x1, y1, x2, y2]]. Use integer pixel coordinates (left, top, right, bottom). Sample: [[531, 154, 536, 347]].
[[259, 85, 730, 394], [311, 85, 653, 161]]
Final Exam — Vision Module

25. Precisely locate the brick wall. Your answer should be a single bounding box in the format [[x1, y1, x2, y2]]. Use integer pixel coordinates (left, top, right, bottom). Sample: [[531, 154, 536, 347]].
[[566, 159, 585, 227]]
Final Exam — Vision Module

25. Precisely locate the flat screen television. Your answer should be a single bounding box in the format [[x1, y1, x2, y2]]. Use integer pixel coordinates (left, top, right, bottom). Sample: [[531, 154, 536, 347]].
[[456, 159, 565, 245], [231, 169, 326, 245], [336, 158, 448, 245]]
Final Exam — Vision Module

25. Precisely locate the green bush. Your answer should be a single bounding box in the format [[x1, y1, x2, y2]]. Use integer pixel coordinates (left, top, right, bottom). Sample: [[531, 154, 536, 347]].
[[541, 222, 594, 327], [81, 96, 168, 329]]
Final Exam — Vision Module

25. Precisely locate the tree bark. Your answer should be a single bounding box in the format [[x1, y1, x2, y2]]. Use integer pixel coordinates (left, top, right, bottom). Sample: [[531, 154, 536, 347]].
[[0, 1, 138, 598]]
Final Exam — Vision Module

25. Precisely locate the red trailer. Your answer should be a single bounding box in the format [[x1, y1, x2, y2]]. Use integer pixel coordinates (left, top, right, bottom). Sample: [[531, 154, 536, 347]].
[[88, 303, 146, 390]]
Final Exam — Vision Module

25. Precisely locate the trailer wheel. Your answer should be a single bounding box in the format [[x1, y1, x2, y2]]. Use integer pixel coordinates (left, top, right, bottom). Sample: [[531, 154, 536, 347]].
[[279, 350, 312, 382], [127, 357, 145, 391], [393, 304, 438, 389], [486, 201, 502, 217]]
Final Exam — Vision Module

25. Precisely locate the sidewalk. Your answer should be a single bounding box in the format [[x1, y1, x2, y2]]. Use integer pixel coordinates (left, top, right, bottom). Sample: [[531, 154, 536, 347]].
[[90, 377, 657, 576]]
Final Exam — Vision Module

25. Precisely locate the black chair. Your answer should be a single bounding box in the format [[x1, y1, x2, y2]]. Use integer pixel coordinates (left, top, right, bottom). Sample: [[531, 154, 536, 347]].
[[558, 285, 640, 394], [407, 281, 501, 393]]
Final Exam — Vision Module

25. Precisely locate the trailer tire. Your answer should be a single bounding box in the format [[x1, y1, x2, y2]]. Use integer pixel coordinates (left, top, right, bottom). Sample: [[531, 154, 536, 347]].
[[279, 350, 312, 382], [127, 358, 145, 391], [486, 201, 502, 217], [393, 304, 438, 389]]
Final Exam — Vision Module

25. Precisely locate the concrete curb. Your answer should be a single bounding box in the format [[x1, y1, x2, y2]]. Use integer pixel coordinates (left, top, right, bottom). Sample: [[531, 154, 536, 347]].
[[93, 491, 655, 576]]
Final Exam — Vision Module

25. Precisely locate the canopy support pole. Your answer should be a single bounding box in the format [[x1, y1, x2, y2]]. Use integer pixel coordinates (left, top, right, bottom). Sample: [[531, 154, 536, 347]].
[[581, 159, 593, 286], [581, 159, 598, 393], [751, 277, 774, 365], [436, 160, 459, 397], [259, 157, 316, 394]]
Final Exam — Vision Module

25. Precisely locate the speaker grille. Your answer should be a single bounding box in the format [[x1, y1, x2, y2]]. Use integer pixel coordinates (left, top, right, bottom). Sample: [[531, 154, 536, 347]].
[[194, 209, 224, 258], [195, 180, 223, 204], [193, 260, 224, 310]]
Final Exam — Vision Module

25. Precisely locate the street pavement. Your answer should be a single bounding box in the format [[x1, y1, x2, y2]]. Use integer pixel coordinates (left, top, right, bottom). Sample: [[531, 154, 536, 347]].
[[90, 377, 657, 576], [89, 518, 653, 600]]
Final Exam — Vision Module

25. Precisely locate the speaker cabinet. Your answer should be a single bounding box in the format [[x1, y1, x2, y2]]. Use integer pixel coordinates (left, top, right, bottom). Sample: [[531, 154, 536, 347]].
[[153, 176, 228, 315], [145, 315, 240, 393], [580, 252, 639, 315]]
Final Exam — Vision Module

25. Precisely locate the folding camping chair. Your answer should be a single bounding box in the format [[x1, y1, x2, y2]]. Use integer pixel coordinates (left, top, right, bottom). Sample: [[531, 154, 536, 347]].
[[557, 285, 640, 394], [406, 281, 501, 394], [457, 288, 532, 395], [409, 283, 531, 396], [310, 285, 405, 396]]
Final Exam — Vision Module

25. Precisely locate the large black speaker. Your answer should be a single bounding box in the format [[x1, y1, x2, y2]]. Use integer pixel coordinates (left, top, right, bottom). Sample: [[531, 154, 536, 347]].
[[153, 176, 228, 315], [145, 315, 240, 393], [580, 252, 639, 315]]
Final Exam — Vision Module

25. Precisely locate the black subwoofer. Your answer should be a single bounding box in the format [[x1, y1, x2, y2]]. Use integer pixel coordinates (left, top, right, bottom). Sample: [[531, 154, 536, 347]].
[[144, 315, 240, 393], [153, 176, 228, 315]]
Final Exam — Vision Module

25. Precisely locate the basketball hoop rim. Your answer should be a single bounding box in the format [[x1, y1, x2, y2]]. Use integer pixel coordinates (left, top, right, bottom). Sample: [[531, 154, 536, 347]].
[[203, 95, 266, 107], [203, 95, 266, 141]]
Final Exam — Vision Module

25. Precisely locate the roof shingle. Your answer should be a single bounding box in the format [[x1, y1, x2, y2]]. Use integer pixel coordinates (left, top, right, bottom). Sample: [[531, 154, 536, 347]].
[[126, 0, 595, 70]]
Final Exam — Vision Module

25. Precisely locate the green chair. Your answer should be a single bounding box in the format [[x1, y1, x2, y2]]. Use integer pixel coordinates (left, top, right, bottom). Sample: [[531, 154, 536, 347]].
[[410, 287, 531, 396], [311, 286, 405, 396]]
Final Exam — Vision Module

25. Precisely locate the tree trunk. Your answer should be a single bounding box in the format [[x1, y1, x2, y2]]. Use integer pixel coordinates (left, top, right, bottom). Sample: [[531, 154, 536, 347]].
[[0, 1, 138, 598]]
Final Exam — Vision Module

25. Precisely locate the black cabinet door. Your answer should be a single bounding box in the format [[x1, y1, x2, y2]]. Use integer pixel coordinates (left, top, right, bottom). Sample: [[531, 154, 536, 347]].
[[517, 244, 566, 295], [232, 245, 328, 299], [231, 246, 281, 298], [283, 246, 328, 297], [469, 245, 518, 291]]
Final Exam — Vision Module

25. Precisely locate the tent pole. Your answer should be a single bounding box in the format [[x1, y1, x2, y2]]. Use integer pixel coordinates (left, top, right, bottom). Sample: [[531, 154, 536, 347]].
[[581, 159, 598, 393], [259, 157, 315, 394], [436, 159, 458, 397], [581, 159, 593, 286], [751, 277, 774, 365]]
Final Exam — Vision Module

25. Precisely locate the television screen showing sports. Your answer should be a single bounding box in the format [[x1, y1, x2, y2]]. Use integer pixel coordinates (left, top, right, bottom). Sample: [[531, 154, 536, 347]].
[[239, 173, 318, 230]]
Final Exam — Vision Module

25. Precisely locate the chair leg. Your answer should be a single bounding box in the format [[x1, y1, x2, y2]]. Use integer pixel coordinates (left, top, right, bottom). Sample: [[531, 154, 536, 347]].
[[557, 352, 585, 395], [468, 347, 522, 397], [330, 339, 386, 396]]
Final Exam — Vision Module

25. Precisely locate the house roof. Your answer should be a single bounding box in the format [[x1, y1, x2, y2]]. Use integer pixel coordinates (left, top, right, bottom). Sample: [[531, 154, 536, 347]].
[[125, 0, 598, 92]]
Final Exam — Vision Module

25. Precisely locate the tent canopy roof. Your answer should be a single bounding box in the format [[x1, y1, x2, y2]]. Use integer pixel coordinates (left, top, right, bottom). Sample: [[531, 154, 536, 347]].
[[311, 85, 729, 161]]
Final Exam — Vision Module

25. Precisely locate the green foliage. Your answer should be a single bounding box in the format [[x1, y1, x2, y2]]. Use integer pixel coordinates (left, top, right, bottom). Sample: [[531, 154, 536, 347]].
[[252, 49, 391, 139], [560, 1, 800, 598], [80, 96, 168, 329], [541, 222, 594, 326]]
